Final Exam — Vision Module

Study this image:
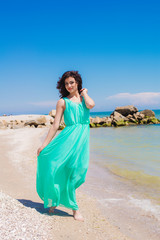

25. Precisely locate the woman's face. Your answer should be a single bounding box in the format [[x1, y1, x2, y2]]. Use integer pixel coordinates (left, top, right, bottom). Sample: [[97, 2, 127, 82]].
[[64, 77, 78, 93]]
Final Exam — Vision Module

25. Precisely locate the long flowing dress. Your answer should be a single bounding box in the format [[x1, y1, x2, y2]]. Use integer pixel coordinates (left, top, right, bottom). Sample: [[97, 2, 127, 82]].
[[36, 96, 90, 210]]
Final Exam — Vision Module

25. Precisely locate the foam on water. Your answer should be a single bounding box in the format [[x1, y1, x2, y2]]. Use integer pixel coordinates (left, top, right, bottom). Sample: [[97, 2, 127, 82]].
[[128, 196, 160, 221]]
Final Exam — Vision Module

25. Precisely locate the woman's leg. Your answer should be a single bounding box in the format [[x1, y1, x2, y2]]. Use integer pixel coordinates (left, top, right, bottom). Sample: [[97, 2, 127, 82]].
[[72, 189, 84, 221], [72, 209, 84, 221], [49, 206, 56, 214]]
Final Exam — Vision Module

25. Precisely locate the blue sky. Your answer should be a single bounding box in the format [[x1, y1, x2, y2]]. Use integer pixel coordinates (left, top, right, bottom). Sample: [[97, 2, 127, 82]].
[[0, 0, 160, 115]]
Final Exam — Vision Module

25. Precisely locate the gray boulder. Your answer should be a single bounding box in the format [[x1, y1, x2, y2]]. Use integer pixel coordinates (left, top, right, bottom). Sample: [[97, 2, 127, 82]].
[[133, 112, 145, 120], [111, 111, 129, 121], [114, 105, 138, 117], [139, 109, 155, 117]]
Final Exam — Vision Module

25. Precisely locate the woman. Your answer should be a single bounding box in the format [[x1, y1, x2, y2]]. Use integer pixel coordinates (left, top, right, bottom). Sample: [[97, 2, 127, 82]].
[[36, 70, 95, 221]]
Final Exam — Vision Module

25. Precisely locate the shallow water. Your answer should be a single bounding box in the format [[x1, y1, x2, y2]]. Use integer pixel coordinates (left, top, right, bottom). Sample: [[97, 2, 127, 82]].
[[90, 124, 160, 203]]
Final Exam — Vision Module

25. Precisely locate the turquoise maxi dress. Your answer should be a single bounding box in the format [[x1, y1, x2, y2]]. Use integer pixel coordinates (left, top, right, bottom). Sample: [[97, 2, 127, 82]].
[[36, 96, 90, 210]]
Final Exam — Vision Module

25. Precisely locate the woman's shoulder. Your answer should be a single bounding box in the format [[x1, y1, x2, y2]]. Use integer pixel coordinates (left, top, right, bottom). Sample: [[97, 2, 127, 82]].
[[56, 98, 66, 106], [55, 98, 66, 111]]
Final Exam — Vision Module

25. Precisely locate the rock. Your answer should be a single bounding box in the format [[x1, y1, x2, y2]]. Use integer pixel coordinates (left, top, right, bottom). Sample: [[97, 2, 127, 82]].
[[152, 118, 159, 124], [45, 122, 51, 127], [49, 110, 56, 118], [0, 115, 53, 129], [12, 124, 24, 129], [133, 112, 145, 120], [24, 125, 31, 128], [92, 117, 101, 124], [129, 118, 138, 124], [102, 122, 112, 127], [24, 120, 39, 127], [36, 116, 47, 124], [127, 122, 138, 126], [90, 116, 112, 125], [139, 109, 155, 117], [89, 117, 94, 123], [140, 118, 148, 124], [14, 120, 21, 125], [90, 123, 96, 128], [24, 115, 51, 128], [99, 117, 107, 124], [126, 114, 133, 119], [96, 123, 103, 127], [112, 119, 126, 127], [114, 105, 138, 117], [50, 118, 54, 124], [37, 125, 43, 128], [0, 108, 158, 130], [59, 125, 65, 130], [111, 111, 128, 122], [105, 117, 112, 124], [147, 117, 158, 124]]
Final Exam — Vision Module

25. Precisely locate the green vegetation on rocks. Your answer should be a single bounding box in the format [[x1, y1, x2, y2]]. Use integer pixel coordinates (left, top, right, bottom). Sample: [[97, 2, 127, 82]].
[[90, 123, 96, 128]]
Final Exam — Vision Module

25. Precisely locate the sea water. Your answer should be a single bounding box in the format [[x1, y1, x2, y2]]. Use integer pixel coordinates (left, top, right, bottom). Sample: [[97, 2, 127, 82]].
[[90, 123, 160, 203]]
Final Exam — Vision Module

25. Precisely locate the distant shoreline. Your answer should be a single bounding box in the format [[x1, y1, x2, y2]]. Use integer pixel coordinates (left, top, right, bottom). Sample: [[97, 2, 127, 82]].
[[1, 106, 160, 129], [1, 108, 160, 119]]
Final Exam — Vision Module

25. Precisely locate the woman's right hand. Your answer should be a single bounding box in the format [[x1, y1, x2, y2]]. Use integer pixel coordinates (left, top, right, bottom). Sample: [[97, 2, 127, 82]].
[[37, 146, 45, 156]]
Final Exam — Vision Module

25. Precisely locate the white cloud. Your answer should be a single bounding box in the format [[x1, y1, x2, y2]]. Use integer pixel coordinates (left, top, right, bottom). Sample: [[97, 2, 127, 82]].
[[106, 92, 160, 107], [29, 101, 57, 107]]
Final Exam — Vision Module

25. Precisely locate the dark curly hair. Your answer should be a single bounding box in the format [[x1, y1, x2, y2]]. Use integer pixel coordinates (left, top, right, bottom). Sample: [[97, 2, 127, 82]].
[[56, 70, 83, 98]]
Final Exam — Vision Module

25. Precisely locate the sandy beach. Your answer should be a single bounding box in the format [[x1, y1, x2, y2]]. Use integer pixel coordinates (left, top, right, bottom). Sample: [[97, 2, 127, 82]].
[[1, 0, 159, 238], [0, 127, 160, 239]]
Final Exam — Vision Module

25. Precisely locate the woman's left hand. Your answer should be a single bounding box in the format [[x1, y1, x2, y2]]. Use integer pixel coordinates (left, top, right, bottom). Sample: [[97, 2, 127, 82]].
[[80, 88, 88, 96]]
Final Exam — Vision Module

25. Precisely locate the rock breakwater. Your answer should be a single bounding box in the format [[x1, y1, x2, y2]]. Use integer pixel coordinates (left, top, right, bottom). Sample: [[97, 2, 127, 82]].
[[0, 105, 159, 130]]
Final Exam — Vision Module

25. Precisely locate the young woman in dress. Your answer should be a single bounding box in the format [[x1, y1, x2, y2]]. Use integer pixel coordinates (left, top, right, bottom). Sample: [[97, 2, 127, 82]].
[[37, 70, 95, 221]]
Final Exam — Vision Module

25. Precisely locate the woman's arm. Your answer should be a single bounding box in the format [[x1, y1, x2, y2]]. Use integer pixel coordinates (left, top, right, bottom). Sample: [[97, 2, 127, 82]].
[[37, 98, 65, 156], [81, 88, 95, 109]]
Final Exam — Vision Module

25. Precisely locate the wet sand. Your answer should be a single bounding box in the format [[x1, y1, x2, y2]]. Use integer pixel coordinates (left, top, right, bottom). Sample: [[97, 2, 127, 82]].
[[81, 161, 160, 240], [0, 127, 159, 239]]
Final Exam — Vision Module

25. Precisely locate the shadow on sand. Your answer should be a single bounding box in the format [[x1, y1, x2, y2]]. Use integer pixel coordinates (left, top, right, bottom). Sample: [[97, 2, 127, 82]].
[[17, 199, 73, 217]]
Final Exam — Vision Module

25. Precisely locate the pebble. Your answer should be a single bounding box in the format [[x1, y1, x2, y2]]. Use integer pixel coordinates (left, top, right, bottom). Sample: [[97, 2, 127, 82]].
[[0, 190, 56, 240]]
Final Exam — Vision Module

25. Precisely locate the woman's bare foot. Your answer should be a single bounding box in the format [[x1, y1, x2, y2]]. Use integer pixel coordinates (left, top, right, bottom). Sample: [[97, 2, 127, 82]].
[[73, 210, 84, 221], [49, 206, 56, 214]]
